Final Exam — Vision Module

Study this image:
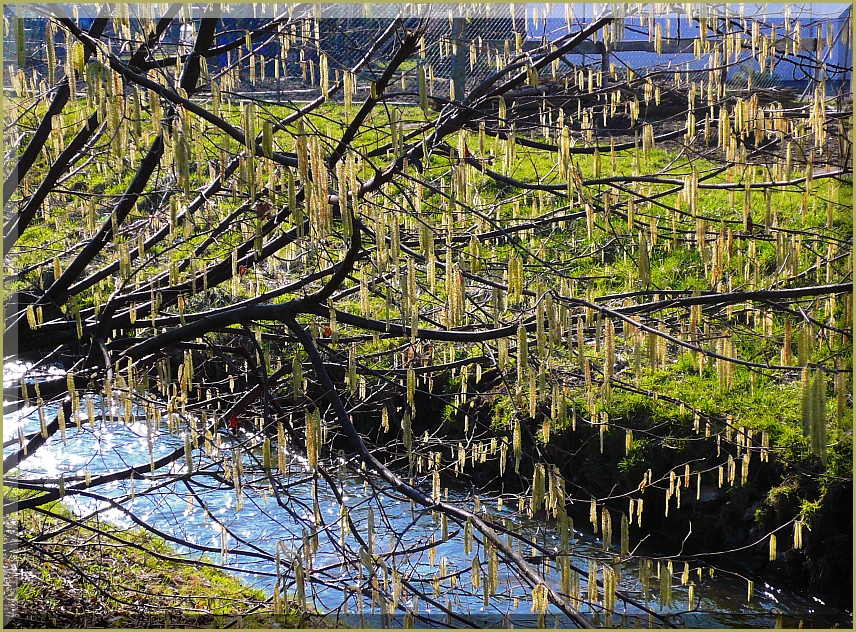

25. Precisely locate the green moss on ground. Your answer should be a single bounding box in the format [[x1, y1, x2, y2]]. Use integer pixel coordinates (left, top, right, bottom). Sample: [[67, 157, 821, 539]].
[[3, 500, 322, 629]]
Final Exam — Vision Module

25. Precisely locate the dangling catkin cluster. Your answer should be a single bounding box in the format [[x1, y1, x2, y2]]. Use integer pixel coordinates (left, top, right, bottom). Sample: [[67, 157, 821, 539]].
[[660, 562, 672, 608], [716, 332, 735, 391], [601, 507, 612, 552], [305, 408, 321, 470], [793, 520, 804, 549], [620, 513, 630, 556], [587, 559, 599, 604], [530, 463, 545, 515], [638, 232, 650, 286], [512, 419, 522, 473], [603, 564, 617, 619], [801, 368, 827, 464], [531, 582, 549, 619], [508, 252, 523, 305], [447, 263, 465, 327], [292, 351, 303, 397], [517, 324, 528, 386]]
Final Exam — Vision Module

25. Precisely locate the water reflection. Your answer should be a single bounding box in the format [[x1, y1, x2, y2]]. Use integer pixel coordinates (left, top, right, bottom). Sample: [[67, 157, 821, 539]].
[[4, 390, 851, 628]]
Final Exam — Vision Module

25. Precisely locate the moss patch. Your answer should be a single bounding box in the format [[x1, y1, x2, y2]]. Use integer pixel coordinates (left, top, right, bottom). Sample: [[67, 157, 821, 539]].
[[3, 504, 323, 629]]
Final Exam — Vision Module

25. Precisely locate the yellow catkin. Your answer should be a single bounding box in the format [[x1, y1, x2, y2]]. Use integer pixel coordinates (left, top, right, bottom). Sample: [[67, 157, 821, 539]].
[[403, 413, 412, 464], [464, 518, 473, 556], [305, 409, 319, 470], [488, 543, 498, 595], [602, 564, 615, 621], [587, 559, 599, 604], [292, 352, 303, 397], [517, 323, 528, 386], [638, 232, 650, 286], [56, 404, 68, 444], [508, 252, 522, 305], [660, 562, 672, 608], [620, 513, 630, 556], [639, 558, 651, 602], [278, 424, 287, 472], [602, 507, 612, 552], [590, 498, 598, 534], [184, 432, 193, 473], [604, 319, 615, 382], [531, 464, 545, 515]]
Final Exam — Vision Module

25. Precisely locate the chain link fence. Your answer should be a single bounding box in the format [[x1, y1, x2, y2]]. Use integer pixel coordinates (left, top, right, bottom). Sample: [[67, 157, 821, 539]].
[[5, 4, 850, 102]]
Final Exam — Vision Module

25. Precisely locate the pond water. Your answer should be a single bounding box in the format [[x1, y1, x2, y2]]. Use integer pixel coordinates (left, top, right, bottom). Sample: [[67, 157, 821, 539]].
[[4, 363, 851, 628]]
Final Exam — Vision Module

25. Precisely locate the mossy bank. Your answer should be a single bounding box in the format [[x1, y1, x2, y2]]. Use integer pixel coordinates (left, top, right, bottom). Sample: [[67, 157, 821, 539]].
[[3, 498, 323, 628], [348, 359, 853, 612]]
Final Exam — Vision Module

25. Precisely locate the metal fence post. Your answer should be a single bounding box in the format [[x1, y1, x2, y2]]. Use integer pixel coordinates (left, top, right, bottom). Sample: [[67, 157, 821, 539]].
[[598, 41, 609, 74], [450, 16, 466, 101]]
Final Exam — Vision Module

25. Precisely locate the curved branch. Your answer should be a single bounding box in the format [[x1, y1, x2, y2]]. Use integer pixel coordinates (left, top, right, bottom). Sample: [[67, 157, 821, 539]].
[[281, 314, 593, 628]]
